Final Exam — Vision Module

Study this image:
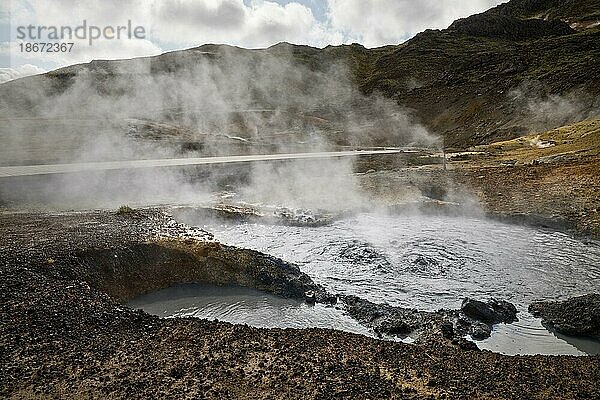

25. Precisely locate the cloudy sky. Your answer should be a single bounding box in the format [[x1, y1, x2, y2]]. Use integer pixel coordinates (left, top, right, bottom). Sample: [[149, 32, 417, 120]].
[[0, 0, 505, 83]]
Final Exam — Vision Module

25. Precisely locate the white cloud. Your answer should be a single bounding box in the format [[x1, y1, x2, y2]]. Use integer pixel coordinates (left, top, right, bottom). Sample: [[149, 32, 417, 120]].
[[5, 0, 341, 72], [3, 0, 507, 75], [10, 0, 152, 28], [0, 63, 46, 83], [9, 0, 341, 49], [151, 0, 342, 48], [327, 0, 506, 47], [7, 0, 161, 69]]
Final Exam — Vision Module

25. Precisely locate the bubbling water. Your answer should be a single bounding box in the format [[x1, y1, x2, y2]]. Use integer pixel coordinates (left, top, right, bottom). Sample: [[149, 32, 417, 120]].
[[132, 211, 600, 355], [198, 213, 600, 311]]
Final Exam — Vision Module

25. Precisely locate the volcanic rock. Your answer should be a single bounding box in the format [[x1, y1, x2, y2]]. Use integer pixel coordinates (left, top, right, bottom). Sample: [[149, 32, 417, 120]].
[[461, 298, 518, 324], [529, 294, 600, 338]]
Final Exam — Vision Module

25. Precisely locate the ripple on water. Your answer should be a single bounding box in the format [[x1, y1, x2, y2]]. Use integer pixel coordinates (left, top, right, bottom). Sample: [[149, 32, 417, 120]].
[[166, 212, 600, 355], [128, 284, 375, 337], [197, 213, 600, 310]]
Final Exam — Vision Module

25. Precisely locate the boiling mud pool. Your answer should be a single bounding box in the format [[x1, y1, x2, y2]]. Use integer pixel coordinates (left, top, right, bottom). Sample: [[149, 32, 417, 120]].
[[132, 212, 600, 355]]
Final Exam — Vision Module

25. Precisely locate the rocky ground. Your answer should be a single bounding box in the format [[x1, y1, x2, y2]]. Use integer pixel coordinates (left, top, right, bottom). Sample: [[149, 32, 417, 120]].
[[2, 209, 600, 399], [359, 118, 600, 239], [530, 294, 600, 338], [1, 118, 599, 399]]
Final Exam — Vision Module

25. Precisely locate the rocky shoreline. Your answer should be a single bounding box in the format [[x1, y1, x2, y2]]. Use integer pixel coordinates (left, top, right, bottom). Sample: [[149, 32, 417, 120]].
[[2, 208, 600, 399], [530, 294, 600, 338]]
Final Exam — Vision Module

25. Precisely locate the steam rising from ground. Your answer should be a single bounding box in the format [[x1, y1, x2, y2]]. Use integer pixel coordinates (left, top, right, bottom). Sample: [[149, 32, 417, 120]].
[[240, 158, 368, 210], [509, 81, 600, 132], [0, 45, 438, 210]]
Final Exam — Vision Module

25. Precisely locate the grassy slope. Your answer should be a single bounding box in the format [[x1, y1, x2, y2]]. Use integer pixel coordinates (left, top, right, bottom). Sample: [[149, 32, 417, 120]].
[[495, 0, 600, 24], [473, 117, 600, 164], [445, 117, 600, 237], [351, 27, 600, 147]]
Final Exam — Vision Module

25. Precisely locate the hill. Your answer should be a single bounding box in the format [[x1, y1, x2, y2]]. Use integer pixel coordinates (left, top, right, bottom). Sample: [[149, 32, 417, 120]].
[[0, 0, 599, 162]]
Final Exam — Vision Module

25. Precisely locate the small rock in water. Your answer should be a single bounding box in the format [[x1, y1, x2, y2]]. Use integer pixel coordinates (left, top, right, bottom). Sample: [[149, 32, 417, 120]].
[[470, 321, 492, 340], [461, 298, 517, 324]]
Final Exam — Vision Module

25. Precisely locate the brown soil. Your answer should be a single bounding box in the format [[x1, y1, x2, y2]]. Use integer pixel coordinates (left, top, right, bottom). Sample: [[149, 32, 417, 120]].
[[360, 118, 600, 239]]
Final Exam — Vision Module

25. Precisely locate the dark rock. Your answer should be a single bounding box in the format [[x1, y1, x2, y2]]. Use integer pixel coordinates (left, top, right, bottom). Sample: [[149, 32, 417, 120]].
[[340, 295, 424, 337], [529, 294, 600, 338], [273, 208, 337, 227], [449, 12, 575, 41], [461, 298, 517, 324], [454, 317, 472, 332], [441, 322, 454, 339], [458, 339, 480, 351], [315, 293, 338, 305], [452, 338, 480, 351], [343, 295, 517, 342], [470, 321, 492, 340], [376, 317, 412, 336]]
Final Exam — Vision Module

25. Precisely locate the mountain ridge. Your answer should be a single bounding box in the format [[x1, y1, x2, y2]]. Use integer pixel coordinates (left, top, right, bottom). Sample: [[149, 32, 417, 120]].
[[1, 0, 599, 149]]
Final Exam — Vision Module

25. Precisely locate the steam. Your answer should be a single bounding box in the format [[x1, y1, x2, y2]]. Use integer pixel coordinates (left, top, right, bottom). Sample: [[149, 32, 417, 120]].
[[0, 45, 439, 210], [240, 157, 368, 210], [508, 81, 600, 132]]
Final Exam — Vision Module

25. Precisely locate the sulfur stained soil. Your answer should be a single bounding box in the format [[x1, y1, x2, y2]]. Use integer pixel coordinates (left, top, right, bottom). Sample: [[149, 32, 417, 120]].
[[1, 210, 600, 399], [359, 118, 600, 239]]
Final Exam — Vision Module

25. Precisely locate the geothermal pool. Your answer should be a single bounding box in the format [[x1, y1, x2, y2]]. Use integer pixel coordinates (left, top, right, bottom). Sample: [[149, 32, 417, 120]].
[[127, 284, 374, 337], [131, 212, 600, 355]]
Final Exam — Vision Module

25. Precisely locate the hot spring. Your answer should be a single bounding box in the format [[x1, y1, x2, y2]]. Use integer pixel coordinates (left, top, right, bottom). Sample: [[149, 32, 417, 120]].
[[129, 211, 600, 356]]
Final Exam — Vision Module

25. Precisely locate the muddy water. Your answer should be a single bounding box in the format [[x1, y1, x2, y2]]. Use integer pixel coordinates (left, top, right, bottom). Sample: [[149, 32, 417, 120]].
[[190, 212, 600, 355], [198, 213, 600, 309], [128, 283, 374, 337], [478, 312, 600, 356], [129, 211, 600, 355]]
